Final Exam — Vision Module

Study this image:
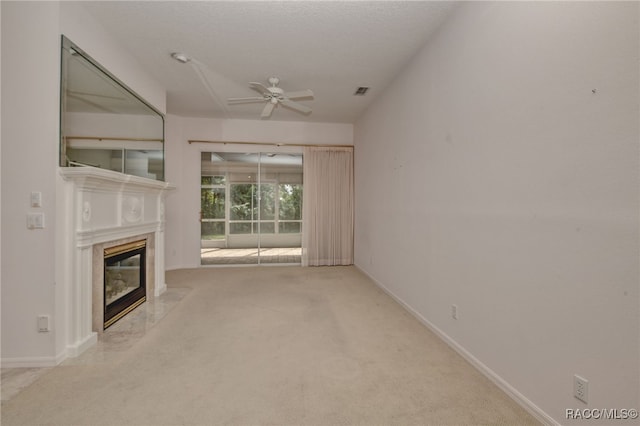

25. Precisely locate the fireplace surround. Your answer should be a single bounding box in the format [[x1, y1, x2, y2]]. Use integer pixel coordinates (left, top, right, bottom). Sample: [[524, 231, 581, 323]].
[[60, 167, 173, 359]]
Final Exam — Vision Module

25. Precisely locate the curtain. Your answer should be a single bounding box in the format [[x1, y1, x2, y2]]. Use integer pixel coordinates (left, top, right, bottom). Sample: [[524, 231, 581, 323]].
[[302, 146, 354, 266]]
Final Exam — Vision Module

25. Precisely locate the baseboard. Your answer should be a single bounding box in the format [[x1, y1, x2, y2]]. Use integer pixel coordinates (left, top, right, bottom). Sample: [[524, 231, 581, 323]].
[[2, 333, 98, 368], [355, 265, 559, 426], [165, 262, 198, 271], [1, 350, 66, 368], [155, 282, 167, 296], [66, 332, 98, 358]]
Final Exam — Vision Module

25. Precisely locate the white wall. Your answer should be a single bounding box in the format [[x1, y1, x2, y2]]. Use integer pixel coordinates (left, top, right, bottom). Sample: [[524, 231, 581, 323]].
[[1, 1, 166, 365], [354, 2, 639, 424], [164, 116, 353, 270], [59, 3, 166, 115], [1, 1, 60, 364]]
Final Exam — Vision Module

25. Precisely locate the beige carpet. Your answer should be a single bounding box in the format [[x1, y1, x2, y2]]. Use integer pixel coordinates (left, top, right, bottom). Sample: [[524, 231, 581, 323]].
[[1, 266, 540, 425]]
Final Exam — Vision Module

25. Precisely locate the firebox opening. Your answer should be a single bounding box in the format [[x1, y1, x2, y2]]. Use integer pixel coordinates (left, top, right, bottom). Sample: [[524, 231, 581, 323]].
[[104, 240, 146, 329]]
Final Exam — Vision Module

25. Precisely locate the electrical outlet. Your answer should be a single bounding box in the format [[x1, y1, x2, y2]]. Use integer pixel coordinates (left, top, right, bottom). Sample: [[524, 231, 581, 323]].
[[37, 315, 50, 332], [451, 304, 458, 320], [574, 375, 588, 404]]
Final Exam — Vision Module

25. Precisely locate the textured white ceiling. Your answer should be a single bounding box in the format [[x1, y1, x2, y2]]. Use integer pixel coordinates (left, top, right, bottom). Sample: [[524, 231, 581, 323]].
[[82, 1, 456, 123]]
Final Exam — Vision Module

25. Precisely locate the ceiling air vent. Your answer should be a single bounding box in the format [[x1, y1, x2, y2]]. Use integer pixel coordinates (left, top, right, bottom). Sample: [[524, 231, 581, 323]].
[[354, 87, 369, 96]]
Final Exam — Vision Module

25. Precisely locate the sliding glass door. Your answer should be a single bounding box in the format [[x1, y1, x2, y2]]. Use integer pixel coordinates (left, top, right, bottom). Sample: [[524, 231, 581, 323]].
[[200, 151, 302, 265]]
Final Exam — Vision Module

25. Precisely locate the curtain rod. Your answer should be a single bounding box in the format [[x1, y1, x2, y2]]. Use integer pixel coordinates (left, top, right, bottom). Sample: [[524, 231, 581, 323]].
[[66, 136, 163, 142], [188, 139, 353, 149]]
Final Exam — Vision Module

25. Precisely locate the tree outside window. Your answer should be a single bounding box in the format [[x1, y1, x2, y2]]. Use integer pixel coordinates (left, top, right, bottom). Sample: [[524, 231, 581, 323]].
[[201, 175, 225, 240], [279, 183, 302, 233], [202, 174, 302, 238]]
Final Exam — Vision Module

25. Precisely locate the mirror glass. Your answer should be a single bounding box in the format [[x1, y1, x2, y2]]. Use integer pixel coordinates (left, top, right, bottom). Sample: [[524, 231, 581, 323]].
[[60, 36, 164, 181]]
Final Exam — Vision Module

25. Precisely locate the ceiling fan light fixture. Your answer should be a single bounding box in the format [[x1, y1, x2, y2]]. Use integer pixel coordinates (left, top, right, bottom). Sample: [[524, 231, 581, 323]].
[[171, 52, 191, 64], [354, 86, 370, 96]]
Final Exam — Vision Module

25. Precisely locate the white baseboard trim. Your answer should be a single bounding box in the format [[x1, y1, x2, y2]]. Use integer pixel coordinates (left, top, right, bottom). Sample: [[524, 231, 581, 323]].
[[165, 263, 198, 271], [1, 350, 67, 368], [66, 332, 98, 359], [355, 265, 559, 426], [155, 282, 167, 296]]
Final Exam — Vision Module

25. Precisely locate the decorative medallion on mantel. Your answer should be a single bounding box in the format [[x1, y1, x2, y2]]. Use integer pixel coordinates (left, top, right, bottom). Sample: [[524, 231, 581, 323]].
[[122, 195, 143, 224]]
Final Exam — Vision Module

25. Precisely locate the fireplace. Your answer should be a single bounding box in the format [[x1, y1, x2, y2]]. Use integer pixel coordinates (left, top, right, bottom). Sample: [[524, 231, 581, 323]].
[[103, 240, 147, 329], [58, 167, 173, 362]]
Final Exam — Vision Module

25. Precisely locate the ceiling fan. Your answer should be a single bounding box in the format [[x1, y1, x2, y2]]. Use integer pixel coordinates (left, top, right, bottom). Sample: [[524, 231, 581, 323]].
[[227, 77, 314, 119]]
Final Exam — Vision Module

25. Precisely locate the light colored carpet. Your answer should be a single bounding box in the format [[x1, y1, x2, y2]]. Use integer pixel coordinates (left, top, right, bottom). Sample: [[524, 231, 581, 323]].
[[1, 266, 540, 425]]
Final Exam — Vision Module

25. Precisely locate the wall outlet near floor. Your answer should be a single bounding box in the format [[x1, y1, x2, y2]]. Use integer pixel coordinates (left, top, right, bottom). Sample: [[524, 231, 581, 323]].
[[37, 315, 50, 332], [451, 304, 458, 320], [574, 374, 588, 403]]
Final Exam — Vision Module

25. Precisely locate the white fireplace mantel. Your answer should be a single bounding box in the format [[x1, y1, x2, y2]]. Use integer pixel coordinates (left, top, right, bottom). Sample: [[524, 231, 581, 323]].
[[60, 166, 173, 193], [59, 166, 174, 360]]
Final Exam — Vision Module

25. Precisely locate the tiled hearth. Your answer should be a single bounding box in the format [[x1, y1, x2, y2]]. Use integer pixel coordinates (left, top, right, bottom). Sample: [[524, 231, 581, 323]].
[[58, 167, 173, 362]]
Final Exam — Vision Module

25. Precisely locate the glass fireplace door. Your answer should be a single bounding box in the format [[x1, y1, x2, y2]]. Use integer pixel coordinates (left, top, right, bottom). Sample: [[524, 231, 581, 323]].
[[104, 240, 146, 329]]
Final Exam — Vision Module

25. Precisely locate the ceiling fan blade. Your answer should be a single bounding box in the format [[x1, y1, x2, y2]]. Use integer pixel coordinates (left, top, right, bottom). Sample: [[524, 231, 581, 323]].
[[227, 96, 266, 104], [280, 99, 312, 115], [249, 82, 272, 96], [261, 102, 275, 118], [283, 89, 314, 100]]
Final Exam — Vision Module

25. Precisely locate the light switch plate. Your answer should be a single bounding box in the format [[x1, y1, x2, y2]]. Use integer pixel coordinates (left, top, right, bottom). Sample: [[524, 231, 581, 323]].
[[30, 191, 42, 208], [27, 212, 45, 229]]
